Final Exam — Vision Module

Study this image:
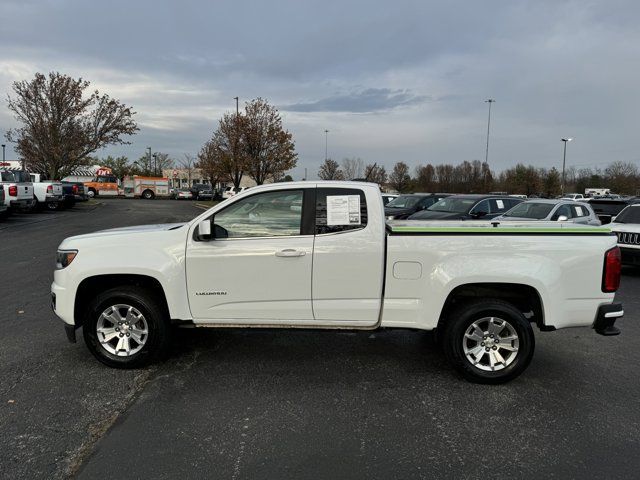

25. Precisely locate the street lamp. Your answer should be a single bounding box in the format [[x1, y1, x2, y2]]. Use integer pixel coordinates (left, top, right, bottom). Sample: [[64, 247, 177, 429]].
[[561, 138, 572, 195], [1, 144, 5, 162], [324, 129, 329, 161], [152, 153, 158, 177], [484, 99, 495, 166]]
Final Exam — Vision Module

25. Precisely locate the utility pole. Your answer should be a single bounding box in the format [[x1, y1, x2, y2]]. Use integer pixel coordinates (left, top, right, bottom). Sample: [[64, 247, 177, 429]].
[[561, 138, 572, 195], [152, 153, 158, 176], [484, 99, 495, 166], [147, 147, 152, 175], [233, 97, 240, 187], [324, 129, 329, 161]]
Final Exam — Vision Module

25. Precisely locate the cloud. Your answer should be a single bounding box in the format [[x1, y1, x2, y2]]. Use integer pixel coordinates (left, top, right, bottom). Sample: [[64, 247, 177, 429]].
[[282, 88, 429, 113]]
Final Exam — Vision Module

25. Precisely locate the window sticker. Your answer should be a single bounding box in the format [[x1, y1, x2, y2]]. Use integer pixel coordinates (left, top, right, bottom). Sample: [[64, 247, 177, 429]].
[[327, 195, 361, 226], [496, 199, 505, 209], [575, 206, 583, 216]]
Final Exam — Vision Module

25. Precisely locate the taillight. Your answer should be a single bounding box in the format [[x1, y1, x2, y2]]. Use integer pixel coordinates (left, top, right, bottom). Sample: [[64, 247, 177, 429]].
[[46, 185, 53, 193], [602, 247, 621, 293], [72, 185, 78, 194], [9, 185, 17, 196]]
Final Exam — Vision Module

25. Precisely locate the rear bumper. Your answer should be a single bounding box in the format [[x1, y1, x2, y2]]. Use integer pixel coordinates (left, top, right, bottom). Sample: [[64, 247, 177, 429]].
[[593, 302, 623, 336], [10, 198, 35, 208], [620, 247, 640, 266], [45, 194, 63, 203]]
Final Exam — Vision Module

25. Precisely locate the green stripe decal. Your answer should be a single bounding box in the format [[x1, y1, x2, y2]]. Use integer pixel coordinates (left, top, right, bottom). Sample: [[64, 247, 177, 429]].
[[390, 226, 612, 234]]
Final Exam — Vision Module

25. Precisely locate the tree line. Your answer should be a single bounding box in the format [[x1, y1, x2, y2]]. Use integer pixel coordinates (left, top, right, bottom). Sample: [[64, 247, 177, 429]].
[[318, 158, 639, 196], [4, 72, 297, 187]]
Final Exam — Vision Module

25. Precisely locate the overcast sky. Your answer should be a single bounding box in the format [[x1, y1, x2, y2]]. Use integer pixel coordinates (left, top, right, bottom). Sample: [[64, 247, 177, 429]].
[[1, 0, 639, 179]]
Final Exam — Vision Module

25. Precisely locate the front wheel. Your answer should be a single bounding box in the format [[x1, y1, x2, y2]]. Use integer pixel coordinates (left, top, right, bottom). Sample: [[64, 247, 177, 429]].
[[82, 287, 171, 368], [141, 189, 155, 200], [442, 299, 535, 384]]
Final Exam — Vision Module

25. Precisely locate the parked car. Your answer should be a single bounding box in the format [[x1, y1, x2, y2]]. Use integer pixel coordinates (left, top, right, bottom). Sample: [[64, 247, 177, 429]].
[[493, 199, 601, 225], [222, 186, 249, 199], [0, 185, 7, 219], [189, 183, 212, 197], [381, 193, 398, 206], [562, 193, 585, 201], [0, 169, 35, 212], [175, 189, 194, 200], [196, 189, 213, 200], [385, 193, 450, 220], [30, 173, 64, 211], [52, 181, 623, 384], [408, 194, 524, 221], [609, 204, 640, 266], [586, 198, 637, 225], [61, 181, 88, 208]]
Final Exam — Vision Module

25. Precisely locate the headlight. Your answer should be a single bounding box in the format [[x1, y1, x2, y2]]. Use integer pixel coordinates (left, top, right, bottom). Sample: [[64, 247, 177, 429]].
[[56, 250, 78, 269], [386, 216, 395, 220]]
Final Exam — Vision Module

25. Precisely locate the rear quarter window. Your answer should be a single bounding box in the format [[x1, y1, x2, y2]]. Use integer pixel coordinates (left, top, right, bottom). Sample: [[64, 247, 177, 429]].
[[316, 188, 368, 234]]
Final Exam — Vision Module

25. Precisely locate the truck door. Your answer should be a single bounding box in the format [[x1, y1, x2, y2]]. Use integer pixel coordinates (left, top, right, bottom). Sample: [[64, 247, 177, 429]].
[[312, 187, 385, 325], [186, 188, 315, 323]]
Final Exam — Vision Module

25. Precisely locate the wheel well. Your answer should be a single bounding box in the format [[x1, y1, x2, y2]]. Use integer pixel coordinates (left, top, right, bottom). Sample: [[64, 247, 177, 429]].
[[74, 274, 170, 326], [437, 283, 545, 330]]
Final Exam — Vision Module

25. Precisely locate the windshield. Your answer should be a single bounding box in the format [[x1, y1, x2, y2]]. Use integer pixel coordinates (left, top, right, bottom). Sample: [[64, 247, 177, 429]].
[[504, 202, 555, 219], [386, 195, 421, 208], [615, 206, 640, 224], [428, 197, 477, 213]]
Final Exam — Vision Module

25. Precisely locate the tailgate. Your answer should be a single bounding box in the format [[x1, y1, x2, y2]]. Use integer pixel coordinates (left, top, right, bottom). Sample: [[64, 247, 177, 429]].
[[52, 183, 63, 196], [17, 184, 34, 200]]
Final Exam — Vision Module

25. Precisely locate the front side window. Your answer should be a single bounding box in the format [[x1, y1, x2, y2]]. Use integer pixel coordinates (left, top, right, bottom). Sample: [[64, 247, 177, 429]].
[[428, 197, 477, 214], [386, 195, 420, 209], [470, 200, 491, 215], [214, 190, 303, 238], [504, 202, 554, 219], [316, 188, 368, 234], [552, 204, 573, 220]]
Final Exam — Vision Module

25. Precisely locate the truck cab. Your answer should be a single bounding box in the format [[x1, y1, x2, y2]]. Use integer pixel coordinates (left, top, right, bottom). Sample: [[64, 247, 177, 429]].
[[84, 175, 119, 198]]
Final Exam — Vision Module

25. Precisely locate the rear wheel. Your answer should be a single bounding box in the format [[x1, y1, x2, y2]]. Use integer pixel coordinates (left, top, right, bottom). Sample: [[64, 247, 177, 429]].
[[442, 299, 535, 384], [87, 189, 96, 198], [141, 189, 155, 200], [46, 201, 59, 211], [82, 287, 171, 368]]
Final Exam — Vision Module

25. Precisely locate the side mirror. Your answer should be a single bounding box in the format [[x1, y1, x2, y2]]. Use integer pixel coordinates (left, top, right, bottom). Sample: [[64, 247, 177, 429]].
[[557, 215, 568, 222], [197, 219, 211, 240]]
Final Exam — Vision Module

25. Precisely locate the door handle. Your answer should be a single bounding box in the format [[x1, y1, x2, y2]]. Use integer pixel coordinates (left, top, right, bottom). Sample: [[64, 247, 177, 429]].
[[275, 249, 306, 257]]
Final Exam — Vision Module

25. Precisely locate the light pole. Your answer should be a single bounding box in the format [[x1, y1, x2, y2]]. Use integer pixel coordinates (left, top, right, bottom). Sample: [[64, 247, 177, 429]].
[[484, 99, 495, 166], [1, 144, 5, 162], [324, 129, 329, 161], [561, 138, 572, 195], [152, 153, 158, 176], [147, 147, 152, 174]]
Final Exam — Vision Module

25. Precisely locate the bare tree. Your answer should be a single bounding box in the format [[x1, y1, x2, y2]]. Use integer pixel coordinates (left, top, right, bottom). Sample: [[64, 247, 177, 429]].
[[6, 72, 138, 179], [318, 158, 344, 180], [179, 153, 196, 185], [197, 140, 225, 192], [242, 98, 297, 185], [363, 163, 387, 184], [389, 162, 412, 192], [342, 157, 365, 180]]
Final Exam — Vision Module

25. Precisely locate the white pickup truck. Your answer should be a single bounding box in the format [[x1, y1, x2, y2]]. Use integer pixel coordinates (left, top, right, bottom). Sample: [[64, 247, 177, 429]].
[[51, 181, 624, 383], [0, 169, 35, 212], [30, 173, 64, 210]]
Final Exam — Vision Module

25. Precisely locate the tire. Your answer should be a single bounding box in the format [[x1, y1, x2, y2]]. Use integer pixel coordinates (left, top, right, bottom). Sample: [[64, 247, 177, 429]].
[[82, 287, 171, 369], [441, 299, 535, 384], [46, 201, 59, 211], [141, 189, 155, 200], [87, 189, 96, 198]]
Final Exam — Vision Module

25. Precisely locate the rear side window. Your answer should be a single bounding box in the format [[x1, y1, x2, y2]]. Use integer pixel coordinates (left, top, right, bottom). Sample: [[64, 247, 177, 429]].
[[489, 199, 510, 213], [316, 188, 368, 234], [571, 204, 588, 217]]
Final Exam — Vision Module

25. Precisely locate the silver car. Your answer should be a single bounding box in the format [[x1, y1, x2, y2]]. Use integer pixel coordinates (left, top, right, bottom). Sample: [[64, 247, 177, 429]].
[[494, 199, 601, 225]]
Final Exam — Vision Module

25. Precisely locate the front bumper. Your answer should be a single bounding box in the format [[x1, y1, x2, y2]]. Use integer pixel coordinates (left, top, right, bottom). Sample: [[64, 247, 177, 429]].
[[593, 302, 623, 336], [620, 247, 640, 266]]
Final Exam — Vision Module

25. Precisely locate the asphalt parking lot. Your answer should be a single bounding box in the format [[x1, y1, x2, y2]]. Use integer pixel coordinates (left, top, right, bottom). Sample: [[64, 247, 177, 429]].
[[1, 199, 639, 480]]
